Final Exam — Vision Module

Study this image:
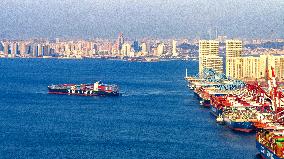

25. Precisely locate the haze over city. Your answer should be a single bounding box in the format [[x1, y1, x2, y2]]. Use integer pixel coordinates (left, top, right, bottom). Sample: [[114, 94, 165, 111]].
[[0, 0, 283, 39], [1, 1, 284, 159]]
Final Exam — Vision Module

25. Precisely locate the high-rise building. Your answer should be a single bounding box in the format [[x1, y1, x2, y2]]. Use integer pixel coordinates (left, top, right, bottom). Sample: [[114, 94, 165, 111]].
[[141, 42, 147, 55], [199, 40, 219, 57], [121, 43, 131, 57], [172, 40, 178, 56], [11, 42, 17, 58], [225, 40, 243, 77], [93, 44, 98, 52], [32, 44, 37, 57], [133, 40, 141, 53], [3, 42, 9, 57], [64, 43, 70, 56], [27, 44, 32, 55], [42, 45, 50, 56], [117, 32, 124, 52], [226, 55, 267, 80], [156, 43, 165, 56], [202, 55, 224, 74], [86, 42, 92, 51], [199, 40, 221, 75], [37, 44, 42, 57], [19, 42, 26, 56], [226, 40, 242, 58]]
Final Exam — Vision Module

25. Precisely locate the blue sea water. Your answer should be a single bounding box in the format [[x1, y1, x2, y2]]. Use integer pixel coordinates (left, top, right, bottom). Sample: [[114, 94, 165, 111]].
[[0, 59, 258, 159]]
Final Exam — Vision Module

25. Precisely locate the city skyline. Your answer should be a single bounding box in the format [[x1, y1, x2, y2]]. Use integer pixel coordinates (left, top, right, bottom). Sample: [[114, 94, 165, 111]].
[[0, 0, 283, 39]]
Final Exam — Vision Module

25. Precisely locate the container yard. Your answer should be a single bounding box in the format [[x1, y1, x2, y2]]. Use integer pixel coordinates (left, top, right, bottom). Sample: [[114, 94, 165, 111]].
[[185, 67, 284, 159]]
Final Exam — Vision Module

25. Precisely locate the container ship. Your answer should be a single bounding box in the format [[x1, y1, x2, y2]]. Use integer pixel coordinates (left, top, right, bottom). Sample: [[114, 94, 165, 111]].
[[185, 68, 245, 108], [216, 89, 272, 133], [196, 71, 272, 132], [222, 106, 258, 133], [48, 81, 120, 96], [256, 124, 284, 159], [210, 95, 233, 117]]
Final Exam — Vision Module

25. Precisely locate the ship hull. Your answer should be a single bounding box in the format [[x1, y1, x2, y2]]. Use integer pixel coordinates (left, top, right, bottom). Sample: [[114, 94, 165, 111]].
[[224, 118, 255, 133], [256, 141, 282, 159]]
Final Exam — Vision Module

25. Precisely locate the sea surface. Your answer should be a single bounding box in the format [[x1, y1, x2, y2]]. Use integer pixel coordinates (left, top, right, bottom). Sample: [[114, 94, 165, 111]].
[[0, 59, 258, 159]]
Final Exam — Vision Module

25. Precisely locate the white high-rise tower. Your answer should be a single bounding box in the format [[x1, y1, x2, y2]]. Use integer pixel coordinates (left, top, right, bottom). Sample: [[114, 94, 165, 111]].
[[172, 40, 178, 57]]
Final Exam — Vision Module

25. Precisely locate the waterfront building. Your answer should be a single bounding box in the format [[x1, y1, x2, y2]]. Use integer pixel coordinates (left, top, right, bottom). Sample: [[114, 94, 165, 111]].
[[133, 40, 141, 53], [152, 47, 158, 56], [42, 45, 50, 56], [226, 40, 242, 58], [32, 44, 37, 57], [141, 42, 148, 55], [121, 43, 132, 57], [203, 55, 224, 74], [11, 42, 17, 58], [199, 40, 222, 75], [225, 40, 243, 77], [98, 42, 112, 56], [156, 43, 165, 56], [64, 43, 71, 56], [37, 44, 43, 57], [226, 55, 267, 80], [3, 42, 9, 57], [111, 44, 119, 56], [19, 42, 26, 56]]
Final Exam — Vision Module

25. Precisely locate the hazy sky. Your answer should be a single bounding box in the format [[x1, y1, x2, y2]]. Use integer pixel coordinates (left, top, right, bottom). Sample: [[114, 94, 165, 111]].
[[0, 0, 283, 39]]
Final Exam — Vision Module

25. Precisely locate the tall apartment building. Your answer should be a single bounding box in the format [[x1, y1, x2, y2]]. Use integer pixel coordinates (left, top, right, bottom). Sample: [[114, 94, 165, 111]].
[[117, 32, 124, 53], [3, 42, 9, 57], [199, 40, 222, 75], [141, 42, 147, 55], [121, 43, 131, 57], [226, 40, 242, 58], [225, 40, 243, 77], [226, 55, 266, 80], [10, 42, 17, 58], [203, 55, 224, 74], [172, 40, 178, 57], [156, 43, 165, 57], [32, 44, 37, 57], [37, 44, 43, 57], [226, 51, 284, 81]]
